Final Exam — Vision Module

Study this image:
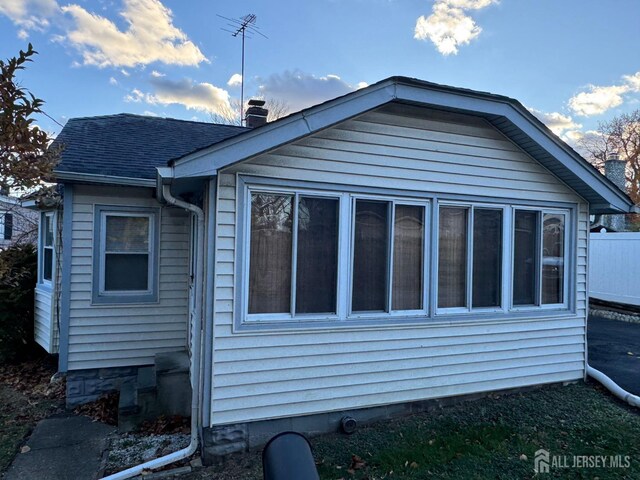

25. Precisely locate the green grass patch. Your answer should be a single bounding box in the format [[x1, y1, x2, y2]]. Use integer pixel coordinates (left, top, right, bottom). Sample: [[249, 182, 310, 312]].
[[312, 382, 640, 479]]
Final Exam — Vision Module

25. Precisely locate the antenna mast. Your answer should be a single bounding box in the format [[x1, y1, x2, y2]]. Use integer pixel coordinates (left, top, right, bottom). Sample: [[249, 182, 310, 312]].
[[218, 14, 267, 126]]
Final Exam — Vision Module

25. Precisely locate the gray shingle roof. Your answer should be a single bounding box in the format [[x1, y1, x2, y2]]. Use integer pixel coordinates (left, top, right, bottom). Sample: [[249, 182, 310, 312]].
[[52, 114, 248, 181]]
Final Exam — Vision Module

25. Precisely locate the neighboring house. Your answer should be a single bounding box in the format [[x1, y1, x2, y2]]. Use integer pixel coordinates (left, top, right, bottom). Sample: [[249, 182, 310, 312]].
[[0, 193, 38, 249], [33, 77, 635, 463]]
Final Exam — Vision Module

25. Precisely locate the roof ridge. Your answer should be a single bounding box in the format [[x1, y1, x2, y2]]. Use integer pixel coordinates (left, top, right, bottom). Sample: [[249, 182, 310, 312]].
[[66, 112, 249, 129]]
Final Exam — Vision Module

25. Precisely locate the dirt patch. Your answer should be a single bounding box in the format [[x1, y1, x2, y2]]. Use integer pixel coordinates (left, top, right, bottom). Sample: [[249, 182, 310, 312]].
[[73, 392, 119, 425]]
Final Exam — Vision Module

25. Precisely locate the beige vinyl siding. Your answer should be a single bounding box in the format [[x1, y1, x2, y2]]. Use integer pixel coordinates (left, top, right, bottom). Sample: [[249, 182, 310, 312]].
[[67, 185, 189, 371], [209, 105, 588, 426]]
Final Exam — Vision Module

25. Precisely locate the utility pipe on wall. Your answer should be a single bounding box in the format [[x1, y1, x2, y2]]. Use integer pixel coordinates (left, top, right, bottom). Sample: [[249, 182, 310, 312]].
[[101, 183, 205, 480]]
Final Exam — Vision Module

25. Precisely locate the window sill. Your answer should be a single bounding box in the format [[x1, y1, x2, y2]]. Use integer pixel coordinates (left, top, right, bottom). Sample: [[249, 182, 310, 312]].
[[91, 293, 159, 306], [235, 308, 579, 333]]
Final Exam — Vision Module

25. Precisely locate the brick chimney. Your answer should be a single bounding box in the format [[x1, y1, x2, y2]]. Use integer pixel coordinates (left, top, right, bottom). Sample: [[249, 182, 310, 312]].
[[603, 151, 627, 231], [245, 99, 268, 128]]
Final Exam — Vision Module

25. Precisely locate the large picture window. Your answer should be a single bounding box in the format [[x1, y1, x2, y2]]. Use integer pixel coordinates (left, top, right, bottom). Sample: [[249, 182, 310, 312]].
[[240, 181, 571, 327], [93, 207, 158, 304]]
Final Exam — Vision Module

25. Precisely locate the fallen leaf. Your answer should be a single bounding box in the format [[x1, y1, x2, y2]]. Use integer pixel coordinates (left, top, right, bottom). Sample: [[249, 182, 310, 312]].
[[627, 352, 634, 356], [410, 461, 419, 468], [20, 446, 30, 454], [519, 454, 528, 461]]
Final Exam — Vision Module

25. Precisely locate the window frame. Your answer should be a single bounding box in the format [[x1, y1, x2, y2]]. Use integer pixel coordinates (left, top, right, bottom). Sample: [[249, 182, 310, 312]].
[[347, 194, 430, 319], [243, 186, 345, 323], [510, 206, 570, 312], [434, 201, 509, 316], [236, 176, 575, 330], [38, 211, 56, 286], [92, 205, 160, 305]]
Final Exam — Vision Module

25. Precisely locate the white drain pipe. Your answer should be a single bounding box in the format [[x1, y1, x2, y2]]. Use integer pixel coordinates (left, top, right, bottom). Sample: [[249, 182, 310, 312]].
[[586, 365, 640, 408], [102, 182, 205, 479]]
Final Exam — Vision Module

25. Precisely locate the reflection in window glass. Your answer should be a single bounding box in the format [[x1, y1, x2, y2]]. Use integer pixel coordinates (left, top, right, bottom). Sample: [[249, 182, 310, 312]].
[[392, 205, 424, 311], [472, 209, 502, 308], [513, 210, 539, 306], [542, 213, 565, 304], [352, 200, 389, 312], [248, 193, 293, 314], [296, 197, 339, 314], [438, 207, 468, 308]]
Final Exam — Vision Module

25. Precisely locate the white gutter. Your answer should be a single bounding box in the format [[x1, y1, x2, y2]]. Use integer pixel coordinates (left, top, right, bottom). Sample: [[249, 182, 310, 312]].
[[101, 181, 205, 480], [586, 365, 640, 408]]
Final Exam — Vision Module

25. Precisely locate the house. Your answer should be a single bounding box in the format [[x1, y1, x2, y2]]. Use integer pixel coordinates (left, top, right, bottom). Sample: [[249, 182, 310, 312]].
[[33, 77, 635, 462], [0, 192, 39, 249]]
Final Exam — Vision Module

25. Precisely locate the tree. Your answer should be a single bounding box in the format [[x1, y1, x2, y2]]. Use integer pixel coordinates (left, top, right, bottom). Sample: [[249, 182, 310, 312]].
[[578, 110, 640, 205], [0, 44, 59, 197]]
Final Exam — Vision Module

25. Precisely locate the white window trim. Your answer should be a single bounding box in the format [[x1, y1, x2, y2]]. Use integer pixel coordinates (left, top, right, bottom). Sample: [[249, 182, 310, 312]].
[[347, 194, 430, 319], [243, 186, 344, 323], [237, 178, 575, 329], [0, 210, 5, 239], [39, 211, 56, 286], [434, 201, 509, 315], [92, 206, 160, 305], [509, 207, 570, 312]]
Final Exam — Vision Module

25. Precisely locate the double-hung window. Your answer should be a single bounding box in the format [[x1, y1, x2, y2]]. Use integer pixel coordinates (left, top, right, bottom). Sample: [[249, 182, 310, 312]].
[[40, 212, 54, 284], [0, 211, 12, 240], [436, 205, 504, 312], [93, 207, 159, 304], [513, 209, 567, 308]]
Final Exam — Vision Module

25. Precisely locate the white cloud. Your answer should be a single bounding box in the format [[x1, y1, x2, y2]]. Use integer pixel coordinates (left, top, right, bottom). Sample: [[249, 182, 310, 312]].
[[257, 71, 365, 112], [151, 70, 165, 77], [227, 73, 243, 87], [109, 76, 118, 85], [414, 0, 497, 55], [568, 84, 629, 116], [568, 70, 640, 116], [0, 0, 59, 35], [124, 88, 145, 103], [135, 77, 232, 116], [142, 110, 159, 117], [61, 0, 207, 68], [623, 71, 640, 92], [528, 108, 582, 137], [120, 69, 130, 77]]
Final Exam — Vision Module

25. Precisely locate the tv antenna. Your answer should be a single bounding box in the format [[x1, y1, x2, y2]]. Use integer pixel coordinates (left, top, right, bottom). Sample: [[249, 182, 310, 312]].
[[218, 14, 267, 125]]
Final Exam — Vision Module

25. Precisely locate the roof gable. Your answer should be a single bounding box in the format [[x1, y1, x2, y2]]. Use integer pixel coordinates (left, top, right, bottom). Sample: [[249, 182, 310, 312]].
[[171, 77, 635, 215]]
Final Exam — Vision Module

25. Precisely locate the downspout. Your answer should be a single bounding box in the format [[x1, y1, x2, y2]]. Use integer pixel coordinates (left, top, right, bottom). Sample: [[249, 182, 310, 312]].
[[102, 181, 205, 480], [587, 365, 640, 408]]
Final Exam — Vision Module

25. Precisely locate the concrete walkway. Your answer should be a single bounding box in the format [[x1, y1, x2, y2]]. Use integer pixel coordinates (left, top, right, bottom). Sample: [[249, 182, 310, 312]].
[[4, 414, 114, 480], [588, 314, 640, 396]]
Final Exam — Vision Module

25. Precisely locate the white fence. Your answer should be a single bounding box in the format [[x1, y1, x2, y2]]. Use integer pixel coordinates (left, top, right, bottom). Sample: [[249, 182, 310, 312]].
[[589, 231, 640, 306]]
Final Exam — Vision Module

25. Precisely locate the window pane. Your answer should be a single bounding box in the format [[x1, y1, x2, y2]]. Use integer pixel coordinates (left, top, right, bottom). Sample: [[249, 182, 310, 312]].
[[472, 209, 502, 308], [248, 193, 293, 314], [105, 253, 149, 291], [392, 205, 424, 311], [352, 200, 389, 312], [542, 213, 565, 304], [438, 207, 468, 308], [106, 216, 149, 252], [296, 197, 339, 314], [513, 210, 539, 306], [44, 215, 53, 246], [43, 248, 53, 281]]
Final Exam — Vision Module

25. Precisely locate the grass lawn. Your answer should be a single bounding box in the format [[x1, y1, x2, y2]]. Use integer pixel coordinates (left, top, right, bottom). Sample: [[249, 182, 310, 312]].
[[0, 356, 64, 474], [187, 381, 640, 480]]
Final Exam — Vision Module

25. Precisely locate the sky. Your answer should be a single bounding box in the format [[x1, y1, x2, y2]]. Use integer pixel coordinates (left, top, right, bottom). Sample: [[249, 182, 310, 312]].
[[1, 0, 639, 146]]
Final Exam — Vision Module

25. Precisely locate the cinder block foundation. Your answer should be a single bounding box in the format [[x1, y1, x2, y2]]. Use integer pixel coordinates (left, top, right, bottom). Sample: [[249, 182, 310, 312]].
[[66, 366, 140, 407], [201, 383, 554, 465]]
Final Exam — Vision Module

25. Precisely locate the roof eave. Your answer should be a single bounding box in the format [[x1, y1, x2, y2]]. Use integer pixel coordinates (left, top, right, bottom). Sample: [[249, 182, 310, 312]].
[[172, 77, 635, 214], [54, 170, 156, 188]]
